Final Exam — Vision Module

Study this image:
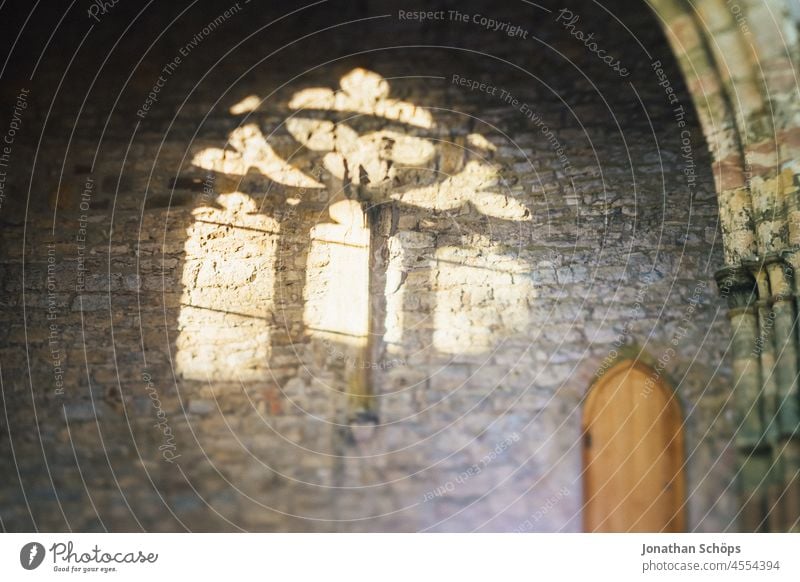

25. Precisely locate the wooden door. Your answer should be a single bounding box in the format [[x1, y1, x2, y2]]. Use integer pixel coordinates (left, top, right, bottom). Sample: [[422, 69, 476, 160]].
[[583, 360, 685, 532]]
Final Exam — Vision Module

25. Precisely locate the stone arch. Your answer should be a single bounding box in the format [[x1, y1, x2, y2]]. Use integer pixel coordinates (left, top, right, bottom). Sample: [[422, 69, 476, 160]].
[[649, 0, 800, 532]]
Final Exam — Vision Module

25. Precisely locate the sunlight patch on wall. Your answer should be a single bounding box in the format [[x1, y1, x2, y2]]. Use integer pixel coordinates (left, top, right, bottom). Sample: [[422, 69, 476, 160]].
[[176, 192, 279, 381], [187, 67, 535, 373], [191, 124, 324, 189], [288, 67, 434, 129], [383, 238, 407, 348], [286, 120, 436, 186], [393, 158, 530, 221], [229, 94, 260, 114], [303, 200, 370, 347]]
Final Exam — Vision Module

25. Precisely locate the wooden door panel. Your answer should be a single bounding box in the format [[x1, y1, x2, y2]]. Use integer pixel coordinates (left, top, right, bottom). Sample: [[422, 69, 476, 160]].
[[583, 361, 685, 532]]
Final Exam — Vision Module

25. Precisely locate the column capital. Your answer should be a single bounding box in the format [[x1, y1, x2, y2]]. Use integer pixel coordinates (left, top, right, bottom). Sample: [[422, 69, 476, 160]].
[[780, 246, 800, 268], [715, 265, 758, 310]]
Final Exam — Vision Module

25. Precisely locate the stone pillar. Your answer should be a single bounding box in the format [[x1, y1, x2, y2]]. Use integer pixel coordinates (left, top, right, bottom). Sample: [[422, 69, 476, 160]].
[[782, 441, 800, 532], [778, 248, 800, 531], [748, 267, 778, 444], [715, 265, 768, 531], [747, 265, 783, 531], [654, 0, 800, 532], [764, 255, 800, 435]]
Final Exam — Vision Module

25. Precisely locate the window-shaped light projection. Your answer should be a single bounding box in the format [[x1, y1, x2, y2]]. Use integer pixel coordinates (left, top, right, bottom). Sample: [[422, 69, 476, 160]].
[[180, 67, 535, 391], [303, 200, 370, 343], [226, 68, 529, 221], [582, 360, 686, 532], [176, 192, 278, 382]]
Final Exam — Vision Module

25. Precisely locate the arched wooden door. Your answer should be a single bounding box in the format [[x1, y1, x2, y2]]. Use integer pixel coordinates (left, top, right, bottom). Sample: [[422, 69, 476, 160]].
[[583, 360, 685, 532]]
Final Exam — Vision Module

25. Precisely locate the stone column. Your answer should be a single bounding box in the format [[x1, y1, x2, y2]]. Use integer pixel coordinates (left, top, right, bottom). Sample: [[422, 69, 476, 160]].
[[778, 248, 800, 531], [653, 0, 800, 532], [716, 265, 768, 531], [747, 265, 783, 531], [764, 255, 800, 434]]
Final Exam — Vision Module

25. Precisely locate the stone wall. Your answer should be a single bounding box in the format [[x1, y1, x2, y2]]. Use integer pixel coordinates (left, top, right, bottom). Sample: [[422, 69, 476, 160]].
[[0, 0, 737, 531]]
